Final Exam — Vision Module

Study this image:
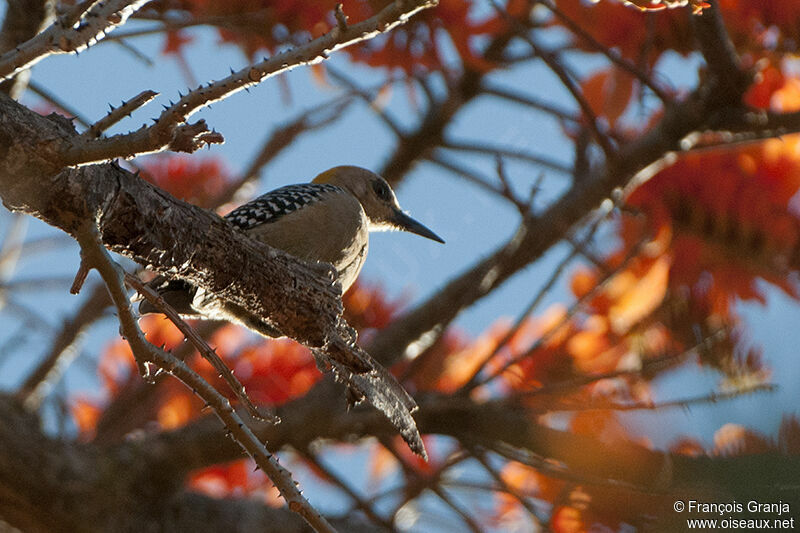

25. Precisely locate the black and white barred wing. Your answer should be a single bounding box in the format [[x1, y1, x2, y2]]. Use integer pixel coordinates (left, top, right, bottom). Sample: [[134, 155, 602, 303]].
[[225, 183, 341, 230]]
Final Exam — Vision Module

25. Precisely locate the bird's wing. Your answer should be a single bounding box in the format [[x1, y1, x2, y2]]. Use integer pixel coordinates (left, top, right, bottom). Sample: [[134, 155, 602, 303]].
[[224, 183, 342, 229]]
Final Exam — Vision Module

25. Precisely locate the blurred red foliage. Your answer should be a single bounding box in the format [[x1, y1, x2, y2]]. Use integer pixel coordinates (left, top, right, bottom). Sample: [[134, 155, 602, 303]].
[[156, 0, 518, 74], [140, 155, 231, 208]]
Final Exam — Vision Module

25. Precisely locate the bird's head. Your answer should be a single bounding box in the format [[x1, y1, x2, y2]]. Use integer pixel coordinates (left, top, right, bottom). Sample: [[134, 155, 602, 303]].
[[313, 166, 444, 243]]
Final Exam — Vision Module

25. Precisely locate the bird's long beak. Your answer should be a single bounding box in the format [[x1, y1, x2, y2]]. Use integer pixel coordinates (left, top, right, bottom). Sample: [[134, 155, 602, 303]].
[[393, 211, 445, 243]]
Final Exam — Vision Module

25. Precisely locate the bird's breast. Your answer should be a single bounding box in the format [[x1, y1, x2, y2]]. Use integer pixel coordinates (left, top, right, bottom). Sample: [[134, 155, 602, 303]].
[[244, 191, 369, 291]]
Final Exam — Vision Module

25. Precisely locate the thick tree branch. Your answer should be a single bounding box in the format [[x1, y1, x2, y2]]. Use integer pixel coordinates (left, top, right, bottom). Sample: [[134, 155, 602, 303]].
[[6, 383, 792, 531], [0, 92, 424, 458], [379, 33, 515, 185], [131, 385, 800, 510], [691, 0, 749, 104]]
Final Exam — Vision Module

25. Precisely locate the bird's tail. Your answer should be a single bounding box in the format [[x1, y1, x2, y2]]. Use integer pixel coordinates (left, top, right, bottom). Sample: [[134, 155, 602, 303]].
[[137, 277, 199, 316], [137, 276, 284, 338]]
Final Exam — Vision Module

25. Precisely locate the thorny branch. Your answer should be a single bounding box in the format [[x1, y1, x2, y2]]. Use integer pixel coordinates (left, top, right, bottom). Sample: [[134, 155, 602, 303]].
[[80, 90, 159, 139], [56, 0, 439, 166], [124, 272, 277, 424], [0, 0, 150, 81], [73, 223, 337, 533]]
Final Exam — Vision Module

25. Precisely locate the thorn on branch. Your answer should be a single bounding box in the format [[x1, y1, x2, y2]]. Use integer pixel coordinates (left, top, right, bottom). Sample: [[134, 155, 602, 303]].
[[70, 258, 90, 294], [124, 272, 279, 425], [335, 4, 349, 33]]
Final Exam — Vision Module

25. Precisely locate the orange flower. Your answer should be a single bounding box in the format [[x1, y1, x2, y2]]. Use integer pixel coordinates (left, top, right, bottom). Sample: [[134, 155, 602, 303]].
[[552, 505, 587, 533], [230, 340, 319, 405]]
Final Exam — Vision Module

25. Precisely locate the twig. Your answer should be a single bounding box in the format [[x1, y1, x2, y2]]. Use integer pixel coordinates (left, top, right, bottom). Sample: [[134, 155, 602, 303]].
[[5, 303, 52, 335], [458, 209, 608, 392], [488, 440, 650, 493], [124, 272, 277, 424], [563, 233, 609, 274], [553, 383, 776, 413], [0, 275, 78, 291], [80, 90, 159, 139], [442, 139, 572, 175], [473, 235, 648, 389], [57, 0, 102, 29], [70, 259, 90, 294], [488, 0, 616, 159], [16, 282, 109, 410], [494, 155, 521, 209], [298, 448, 393, 529], [105, 9, 274, 42], [541, 0, 671, 103], [57, 0, 439, 166], [111, 37, 154, 66], [511, 332, 723, 399], [481, 83, 578, 122], [377, 438, 478, 532], [428, 484, 482, 533], [27, 80, 91, 128], [427, 152, 505, 197], [334, 4, 349, 32], [327, 67, 406, 138], [469, 447, 546, 528], [74, 223, 336, 533], [0, 0, 150, 80], [0, 214, 27, 282], [529, 42, 615, 158]]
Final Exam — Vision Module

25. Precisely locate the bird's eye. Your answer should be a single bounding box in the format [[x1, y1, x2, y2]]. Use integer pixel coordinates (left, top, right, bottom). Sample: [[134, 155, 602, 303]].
[[372, 180, 393, 202]]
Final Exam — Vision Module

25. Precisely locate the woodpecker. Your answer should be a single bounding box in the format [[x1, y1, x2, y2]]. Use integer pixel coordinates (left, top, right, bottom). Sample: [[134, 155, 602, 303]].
[[139, 166, 444, 336]]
